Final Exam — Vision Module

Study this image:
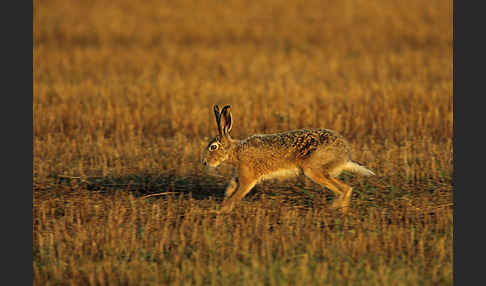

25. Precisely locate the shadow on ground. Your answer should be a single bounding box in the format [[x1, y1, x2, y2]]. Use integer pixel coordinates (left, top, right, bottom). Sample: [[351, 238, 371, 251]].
[[47, 173, 227, 200], [41, 172, 326, 207]]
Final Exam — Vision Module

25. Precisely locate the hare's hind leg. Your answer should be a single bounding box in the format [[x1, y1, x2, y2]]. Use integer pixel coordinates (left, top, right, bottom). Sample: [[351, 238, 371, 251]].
[[303, 168, 353, 212], [327, 177, 353, 211]]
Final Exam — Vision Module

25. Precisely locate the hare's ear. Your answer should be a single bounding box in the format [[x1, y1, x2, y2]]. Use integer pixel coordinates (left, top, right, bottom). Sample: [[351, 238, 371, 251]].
[[220, 105, 232, 136], [213, 105, 220, 120], [213, 105, 223, 135]]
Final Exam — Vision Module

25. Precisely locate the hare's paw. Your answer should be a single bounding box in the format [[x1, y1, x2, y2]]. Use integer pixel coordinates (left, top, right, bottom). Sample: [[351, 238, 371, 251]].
[[219, 200, 235, 213]]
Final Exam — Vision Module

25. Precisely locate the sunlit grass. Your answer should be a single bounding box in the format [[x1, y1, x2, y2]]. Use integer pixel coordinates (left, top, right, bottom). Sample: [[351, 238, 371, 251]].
[[34, 0, 452, 285]]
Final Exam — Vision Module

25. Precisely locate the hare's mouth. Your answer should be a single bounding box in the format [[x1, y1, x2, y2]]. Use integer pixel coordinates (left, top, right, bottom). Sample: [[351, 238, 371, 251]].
[[202, 159, 219, 168], [208, 162, 220, 168]]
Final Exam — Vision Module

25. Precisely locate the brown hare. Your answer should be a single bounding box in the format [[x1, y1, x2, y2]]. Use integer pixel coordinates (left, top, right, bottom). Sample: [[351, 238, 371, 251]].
[[202, 105, 375, 213]]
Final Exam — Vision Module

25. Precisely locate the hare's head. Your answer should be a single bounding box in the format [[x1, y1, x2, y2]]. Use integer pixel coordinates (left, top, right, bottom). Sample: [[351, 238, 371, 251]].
[[202, 105, 234, 167]]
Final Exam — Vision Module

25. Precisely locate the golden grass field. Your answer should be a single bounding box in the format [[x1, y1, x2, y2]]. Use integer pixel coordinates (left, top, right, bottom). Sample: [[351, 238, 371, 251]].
[[34, 0, 453, 285]]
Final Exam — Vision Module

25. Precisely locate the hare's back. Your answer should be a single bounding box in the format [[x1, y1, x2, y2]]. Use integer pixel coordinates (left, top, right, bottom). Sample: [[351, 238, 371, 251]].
[[244, 128, 349, 159], [284, 128, 349, 159]]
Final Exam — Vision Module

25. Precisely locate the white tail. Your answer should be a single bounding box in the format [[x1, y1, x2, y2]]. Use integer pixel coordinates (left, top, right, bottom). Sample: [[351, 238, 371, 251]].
[[344, 161, 375, 176]]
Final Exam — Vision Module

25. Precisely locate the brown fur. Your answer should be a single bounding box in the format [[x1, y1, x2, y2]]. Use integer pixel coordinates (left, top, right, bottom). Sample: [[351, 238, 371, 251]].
[[202, 105, 375, 213]]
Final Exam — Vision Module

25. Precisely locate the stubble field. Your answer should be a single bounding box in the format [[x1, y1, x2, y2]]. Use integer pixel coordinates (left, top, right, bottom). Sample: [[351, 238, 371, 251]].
[[34, 0, 453, 285]]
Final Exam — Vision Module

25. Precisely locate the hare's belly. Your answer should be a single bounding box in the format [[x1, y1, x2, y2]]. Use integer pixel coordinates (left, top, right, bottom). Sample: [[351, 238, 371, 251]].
[[259, 168, 301, 182]]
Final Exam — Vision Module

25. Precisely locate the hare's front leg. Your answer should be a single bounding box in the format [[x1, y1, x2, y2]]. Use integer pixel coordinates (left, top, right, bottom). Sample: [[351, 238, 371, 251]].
[[220, 168, 257, 213], [225, 176, 238, 197]]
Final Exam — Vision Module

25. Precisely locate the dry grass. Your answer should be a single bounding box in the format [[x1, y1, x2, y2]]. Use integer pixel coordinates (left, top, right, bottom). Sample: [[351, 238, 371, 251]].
[[34, 0, 452, 285]]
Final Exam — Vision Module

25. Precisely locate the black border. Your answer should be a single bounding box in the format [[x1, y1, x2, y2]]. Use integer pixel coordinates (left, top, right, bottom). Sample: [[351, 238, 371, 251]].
[[453, 1, 483, 285], [3, 0, 33, 284]]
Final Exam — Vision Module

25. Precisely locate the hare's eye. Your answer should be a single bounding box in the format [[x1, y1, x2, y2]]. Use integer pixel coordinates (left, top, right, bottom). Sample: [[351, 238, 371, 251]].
[[209, 144, 218, 151]]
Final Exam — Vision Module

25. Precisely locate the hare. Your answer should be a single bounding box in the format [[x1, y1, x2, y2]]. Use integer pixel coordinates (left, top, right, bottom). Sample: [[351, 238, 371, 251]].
[[202, 105, 375, 213]]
